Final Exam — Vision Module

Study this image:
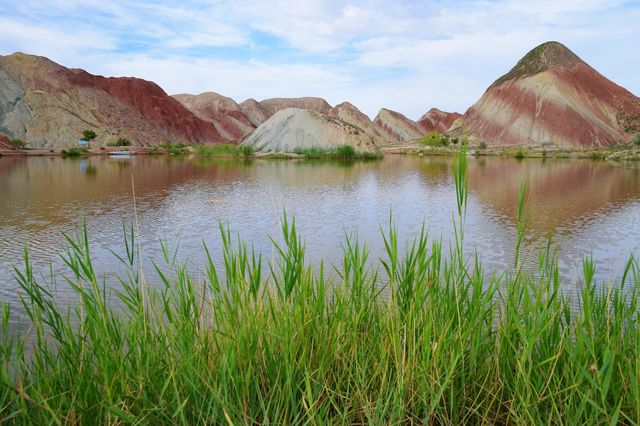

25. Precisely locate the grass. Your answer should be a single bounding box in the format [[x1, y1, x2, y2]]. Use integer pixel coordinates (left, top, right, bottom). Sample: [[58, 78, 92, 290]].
[[194, 143, 254, 158], [293, 145, 382, 160], [60, 147, 88, 157], [1, 146, 640, 424]]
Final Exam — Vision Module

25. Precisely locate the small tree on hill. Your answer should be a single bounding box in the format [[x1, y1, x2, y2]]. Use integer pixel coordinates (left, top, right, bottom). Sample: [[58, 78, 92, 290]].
[[634, 134, 640, 147], [82, 130, 97, 141]]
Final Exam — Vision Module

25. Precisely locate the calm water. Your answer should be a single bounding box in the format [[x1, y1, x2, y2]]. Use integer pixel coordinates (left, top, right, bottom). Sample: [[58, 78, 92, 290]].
[[1, 155, 640, 319]]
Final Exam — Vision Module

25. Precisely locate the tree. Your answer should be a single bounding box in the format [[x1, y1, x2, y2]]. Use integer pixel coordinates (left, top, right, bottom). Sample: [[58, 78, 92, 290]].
[[634, 134, 640, 147], [82, 130, 97, 141]]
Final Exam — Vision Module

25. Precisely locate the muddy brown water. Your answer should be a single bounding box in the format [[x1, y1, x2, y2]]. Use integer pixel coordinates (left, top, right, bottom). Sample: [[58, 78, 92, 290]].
[[1, 155, 639, 324]]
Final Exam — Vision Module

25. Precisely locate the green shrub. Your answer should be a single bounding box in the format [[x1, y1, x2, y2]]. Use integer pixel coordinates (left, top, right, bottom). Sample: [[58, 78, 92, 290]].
[[82, 130, 97, 141], [478, 141, 487, 150], [420, 131, 449, 147], [107, 138, 132, 147], [10, 138, 26, 149], [61, 147, 87, 157], [514, 149, 525, 159], [335, 144, 356, 157], [160, 142, 188, 156], [633, 134, 640, 147]]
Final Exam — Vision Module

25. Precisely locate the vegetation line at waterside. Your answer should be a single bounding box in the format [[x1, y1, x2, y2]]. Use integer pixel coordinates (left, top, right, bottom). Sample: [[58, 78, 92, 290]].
[[293, 144, 382, 159], [1, 147, 639, 424]]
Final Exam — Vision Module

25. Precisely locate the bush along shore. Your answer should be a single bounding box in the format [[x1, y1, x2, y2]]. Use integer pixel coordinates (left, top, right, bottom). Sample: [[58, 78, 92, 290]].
[[293, 145, 382, 160], [382, 135, 640, 161], [0, 142, 387, 161], [2, 146, 640, 424]]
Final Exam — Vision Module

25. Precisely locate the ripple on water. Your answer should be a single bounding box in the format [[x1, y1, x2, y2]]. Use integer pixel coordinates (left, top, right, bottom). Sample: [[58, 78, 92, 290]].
[[1, 155, 639, 322]]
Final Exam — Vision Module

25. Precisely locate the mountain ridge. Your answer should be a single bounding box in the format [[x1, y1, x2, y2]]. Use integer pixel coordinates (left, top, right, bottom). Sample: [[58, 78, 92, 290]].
[[456, 41, 640, 147], [2, 42, 638, 149]]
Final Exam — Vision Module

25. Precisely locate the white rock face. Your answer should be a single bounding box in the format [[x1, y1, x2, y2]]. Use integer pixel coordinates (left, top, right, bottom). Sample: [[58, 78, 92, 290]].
[[241, 108, 379, 153]]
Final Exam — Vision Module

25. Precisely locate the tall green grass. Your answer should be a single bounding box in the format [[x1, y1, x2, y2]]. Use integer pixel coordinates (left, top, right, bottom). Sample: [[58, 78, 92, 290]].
[[1, 148, 639, 424], [293, 145, 382, 160], [195, 144, 254, 158]]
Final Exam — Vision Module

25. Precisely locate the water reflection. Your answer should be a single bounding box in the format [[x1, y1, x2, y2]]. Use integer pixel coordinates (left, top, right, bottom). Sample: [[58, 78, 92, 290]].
[[0, 155, 639, 320]]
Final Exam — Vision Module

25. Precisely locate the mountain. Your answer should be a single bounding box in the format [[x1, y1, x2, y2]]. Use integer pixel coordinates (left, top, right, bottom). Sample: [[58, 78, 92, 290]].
[[327, 102, 379, 139], [0, 52, 224, 148], [241, 108, 378, 153], [258, 97, 332, 118], [418, 108, 462, 133], [173, 92, 255, 141], [373, 108, 424, 143], [237, 97, 333, 128], [238, 98, 270, 127], [456, 41, 640, 147]]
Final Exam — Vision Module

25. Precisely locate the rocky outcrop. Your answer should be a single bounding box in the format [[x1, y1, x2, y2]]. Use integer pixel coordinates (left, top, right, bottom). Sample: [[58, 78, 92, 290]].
[[328, 102, 379, 140], [373, 108, 423, 144], [241, 108, 378, 153], [0, 52, 224, 148], [173, 92, 255, 141], [238, 98, 270, 127], [456, 41, 640, 147], [417, 108, 462, 133]]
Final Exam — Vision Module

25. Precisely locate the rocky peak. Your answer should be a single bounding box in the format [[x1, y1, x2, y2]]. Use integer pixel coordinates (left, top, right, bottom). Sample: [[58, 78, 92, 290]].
[[490, 41, 584, 89]]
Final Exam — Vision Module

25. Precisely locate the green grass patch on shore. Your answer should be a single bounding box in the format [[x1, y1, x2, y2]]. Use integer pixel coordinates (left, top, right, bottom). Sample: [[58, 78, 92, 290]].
[[10, 139, 26, 149], [1, 147, 639, 424], [60, 147, 88, 157], [194, 143, 254, 158], [294, 144, 381, 159]]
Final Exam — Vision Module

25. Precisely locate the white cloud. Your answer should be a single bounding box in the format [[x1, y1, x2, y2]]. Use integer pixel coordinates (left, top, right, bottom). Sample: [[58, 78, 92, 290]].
[[0, 0, 638, 119]]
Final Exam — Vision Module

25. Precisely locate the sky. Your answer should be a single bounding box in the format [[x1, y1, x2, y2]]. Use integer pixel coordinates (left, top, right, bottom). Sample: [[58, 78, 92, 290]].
[[0, 0, 639, 120]]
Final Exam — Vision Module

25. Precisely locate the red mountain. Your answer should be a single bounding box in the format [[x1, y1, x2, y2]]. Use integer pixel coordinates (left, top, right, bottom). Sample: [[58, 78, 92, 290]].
[[0, 52, 224, 148], [173, 92, 255, 142], [327, 102, 379, 139], [456, 41, 640, 147], [373, 108, 423, 144], [238, 98, 270, 127], [418, 108, 462, 133], [0, 134, 14, 149], [258, 97, 332, 118]]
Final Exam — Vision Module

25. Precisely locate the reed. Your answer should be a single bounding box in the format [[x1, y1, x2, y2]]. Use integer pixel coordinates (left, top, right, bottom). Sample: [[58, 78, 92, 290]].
[[1, 148, 639, 424], [194, 144, 254, 158], [293, 145, 382, 160]]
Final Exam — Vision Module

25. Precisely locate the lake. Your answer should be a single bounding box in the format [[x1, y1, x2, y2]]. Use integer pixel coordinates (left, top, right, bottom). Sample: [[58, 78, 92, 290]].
[[1, 154, 639, 320]]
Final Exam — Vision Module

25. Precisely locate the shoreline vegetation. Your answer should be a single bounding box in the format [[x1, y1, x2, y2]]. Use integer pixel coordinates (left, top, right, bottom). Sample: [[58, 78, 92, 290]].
[[1, 141, 639, 161], [2, 147, 640, 424], [378, 130, 640, 161], [381, 143, 640, 161], [1, 129, 639, 161], [0, 143, 383, 160]]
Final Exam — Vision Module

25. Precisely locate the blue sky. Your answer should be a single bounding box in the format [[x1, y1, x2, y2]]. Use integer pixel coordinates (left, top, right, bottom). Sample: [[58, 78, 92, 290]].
[[1, 0, 638, 119]]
